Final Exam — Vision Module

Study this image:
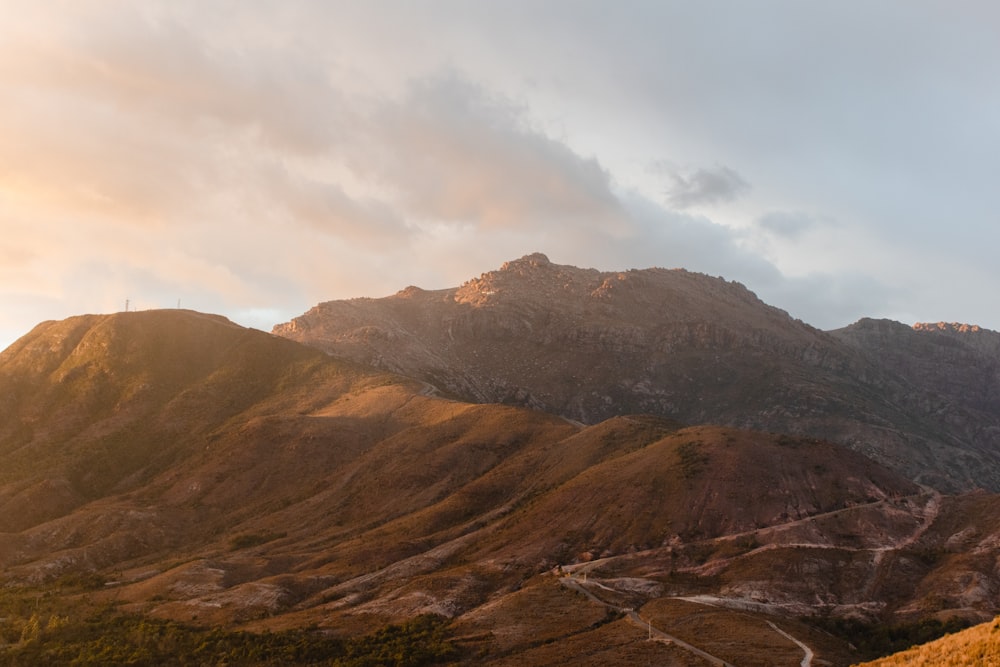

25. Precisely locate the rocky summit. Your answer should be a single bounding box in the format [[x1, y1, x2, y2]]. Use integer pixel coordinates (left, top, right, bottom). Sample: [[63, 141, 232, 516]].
[[275, 253, 1000, 492]]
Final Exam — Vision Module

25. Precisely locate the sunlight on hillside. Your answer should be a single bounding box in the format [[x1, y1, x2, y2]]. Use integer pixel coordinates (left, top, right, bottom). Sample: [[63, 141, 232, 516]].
[[854, 616, 1000, 666]]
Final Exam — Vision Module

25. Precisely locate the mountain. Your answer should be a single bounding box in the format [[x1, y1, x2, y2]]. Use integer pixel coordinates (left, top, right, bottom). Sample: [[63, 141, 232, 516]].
[[274, 253, 1000, 493], [0, 309, 576, 577], [4, 309, 1000, 665], [830, 318, 1000, 486]]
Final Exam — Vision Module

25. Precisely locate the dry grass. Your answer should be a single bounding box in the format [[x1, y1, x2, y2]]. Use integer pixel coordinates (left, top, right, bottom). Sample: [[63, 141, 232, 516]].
[[642, 597, 858, 667], [3, 309, 1000, 666], [481, 618, 706, 666], [452, 576, 704, 666], [853, 616, 1000, 666], [452, 576, 609, 653]]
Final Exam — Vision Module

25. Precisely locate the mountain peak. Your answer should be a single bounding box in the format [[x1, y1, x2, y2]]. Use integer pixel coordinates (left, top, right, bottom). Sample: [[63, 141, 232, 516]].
[[276, 256, 1000, 492], [276, 255, 834, 433], [500, 251, 551, 271]]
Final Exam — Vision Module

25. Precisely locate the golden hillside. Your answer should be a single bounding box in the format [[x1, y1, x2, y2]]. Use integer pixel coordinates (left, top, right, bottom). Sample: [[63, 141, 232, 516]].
[[854, 616, 1000, 666]]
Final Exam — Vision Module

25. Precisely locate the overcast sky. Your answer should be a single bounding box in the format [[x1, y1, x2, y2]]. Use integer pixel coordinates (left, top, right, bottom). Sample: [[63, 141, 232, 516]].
[[2, 1, 998, 351]]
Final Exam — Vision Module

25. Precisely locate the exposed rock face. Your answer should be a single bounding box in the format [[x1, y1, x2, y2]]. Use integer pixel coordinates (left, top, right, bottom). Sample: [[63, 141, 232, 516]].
[[275, 253, 831, 418], [275, 254, 1000, 492], [828, 319, 1000, 490], [832, 318, 1000, 418]]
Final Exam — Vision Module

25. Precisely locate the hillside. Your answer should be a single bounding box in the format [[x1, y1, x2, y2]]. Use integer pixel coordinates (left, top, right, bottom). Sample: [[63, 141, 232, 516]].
[[853, 615, 1000, 666], [3, 311, 1000, 664], [0, 310, 379, 531], [0, 309, 581, 581], [831, 318, 1000, 486], [274, 253, 1000, 493]]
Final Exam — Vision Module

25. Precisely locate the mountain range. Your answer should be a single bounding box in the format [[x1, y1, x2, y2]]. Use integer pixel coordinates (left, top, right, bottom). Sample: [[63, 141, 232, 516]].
[[2, 254, 1000, 665], [275, 253, 1000, 493]]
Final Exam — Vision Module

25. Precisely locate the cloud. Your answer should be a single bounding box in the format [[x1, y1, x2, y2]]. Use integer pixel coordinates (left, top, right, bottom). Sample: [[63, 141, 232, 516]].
[[552, 190, 903, 331], [26, 8, 346, 155], [761, 271, 907, 331], [253, 166, 415, 248], [755, 211, 822, 240], [2, 0, 998, 352], [361, 74, 626, 230], [662, 165, 750, 209], [613, 191, 779, 283], [3, 6, 630, 240], [0, 5, 641, 343]]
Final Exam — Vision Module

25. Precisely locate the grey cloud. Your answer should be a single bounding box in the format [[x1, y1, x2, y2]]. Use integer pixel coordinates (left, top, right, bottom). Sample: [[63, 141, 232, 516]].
[[663, 165, 749, 209], [564, 191, 900, 331], [593, 191, 784, 288], [756, 211, 822, 240], [759, 272, 907, 331], [362, 74, 626, 230]]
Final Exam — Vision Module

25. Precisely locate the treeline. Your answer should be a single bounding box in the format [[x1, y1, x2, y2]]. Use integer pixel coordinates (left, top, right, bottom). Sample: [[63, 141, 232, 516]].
[[0, 609, 457, 666]]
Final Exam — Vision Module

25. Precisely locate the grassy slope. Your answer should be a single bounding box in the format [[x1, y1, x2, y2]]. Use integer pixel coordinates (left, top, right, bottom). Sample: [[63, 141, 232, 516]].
[[854, 616, 1000, 666]]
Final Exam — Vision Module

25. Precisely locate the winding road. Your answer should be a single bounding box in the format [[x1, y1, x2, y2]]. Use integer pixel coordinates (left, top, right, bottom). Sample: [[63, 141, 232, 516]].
[[561, 574, 736, 666], [556, 486, 946, 665], [767, 621, 813, 667], [566, 573, 818, 666]]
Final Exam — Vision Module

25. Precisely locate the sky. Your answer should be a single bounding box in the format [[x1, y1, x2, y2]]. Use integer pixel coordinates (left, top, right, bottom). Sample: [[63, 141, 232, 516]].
[[2, 1, 999, 352]]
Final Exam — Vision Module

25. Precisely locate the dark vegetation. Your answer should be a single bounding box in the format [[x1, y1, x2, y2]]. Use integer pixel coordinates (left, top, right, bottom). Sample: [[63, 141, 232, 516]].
[[677, 440, 708, 479], [812, 615, 972, 661], [0, 588, 456, 667]]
